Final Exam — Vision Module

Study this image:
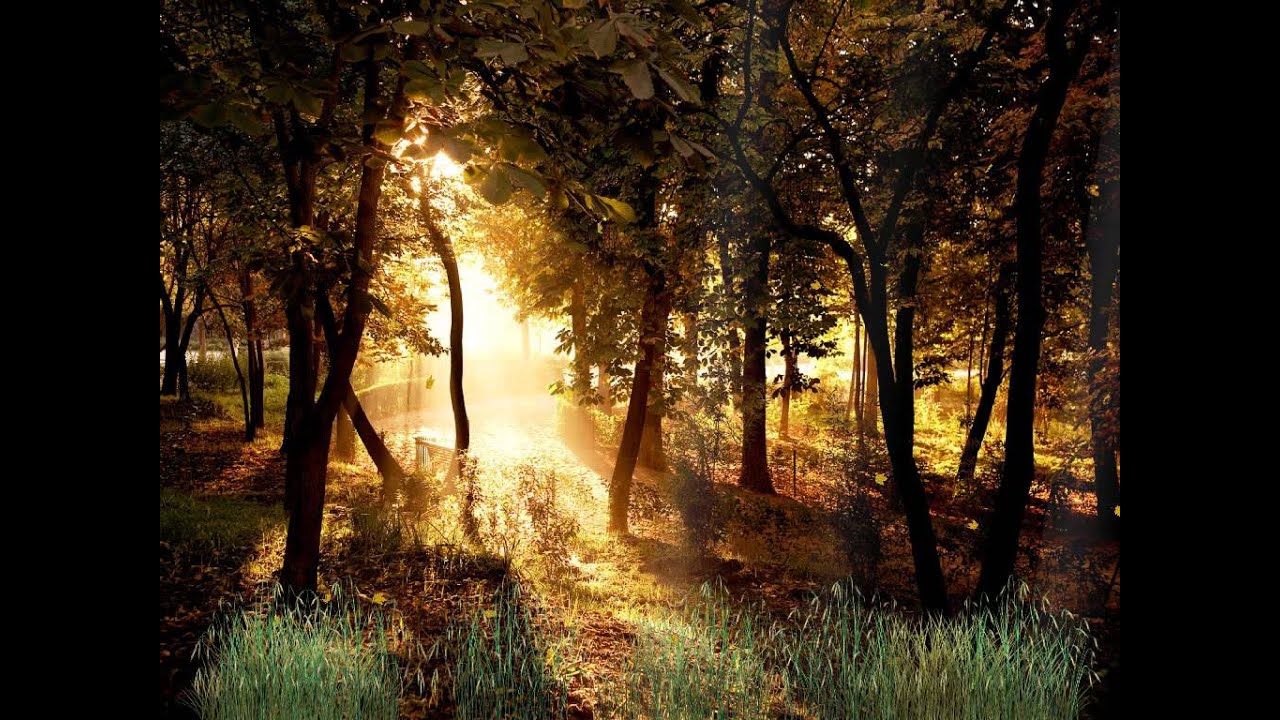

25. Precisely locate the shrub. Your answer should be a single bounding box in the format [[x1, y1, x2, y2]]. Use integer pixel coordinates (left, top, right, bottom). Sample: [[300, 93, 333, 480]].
[[188, 355, 241, 393], [188, 587, 403, 720]]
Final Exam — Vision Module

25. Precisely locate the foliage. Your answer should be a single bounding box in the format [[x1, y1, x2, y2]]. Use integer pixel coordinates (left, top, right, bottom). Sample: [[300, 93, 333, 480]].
[[446, 580, 569, 720], [624, 581, 773, 720], [188, 586, 405, 720], [782, 582, 1097, 720]]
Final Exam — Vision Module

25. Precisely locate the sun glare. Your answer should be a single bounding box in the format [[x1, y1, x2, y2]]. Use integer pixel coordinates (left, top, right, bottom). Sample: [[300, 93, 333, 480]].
[[429, 151, 463, 180]]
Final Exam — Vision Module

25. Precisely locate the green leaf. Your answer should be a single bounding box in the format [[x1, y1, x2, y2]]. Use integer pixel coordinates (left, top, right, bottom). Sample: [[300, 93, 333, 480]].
[[226, 106, 267, 136], [391, 20, 432, 35], [190, 103, 227, 128], [405, 78, 444, 103], [438, 135, 475, 164], [614, 60, 653, 100], [500, 132, 547, 163], [293, 91, 323, 118], [478, 165, 513, 205], [657, 67, 700, 104], [401, 60, 433, 79], [503, 164, 546, 197], [596, 196, 636, 223], [669, 134, 695, 158], [262, 82, 293, 105], [340, 43, 370, 62], [401, 142, 429, 161], [476, 39, 529, 64], [587, 21, 618, 58], [669, 0, 707, 26], [373, 121, 404, 145]]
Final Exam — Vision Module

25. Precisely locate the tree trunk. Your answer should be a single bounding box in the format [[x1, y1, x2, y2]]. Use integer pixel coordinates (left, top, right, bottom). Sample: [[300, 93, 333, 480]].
[[847, 312, 862, 423], [957, 265, 1013, 485], [342, 385, 405, 503], [862, 344, 879, 439], [334, 405, 356, 462], [780, 331, 796, 437], [979, 0, 1089, 599], [278, 55, 398, 592], [208, 285, 253, 441], [597, 364, 611, 412], [1088, 181, 1121, 534], [522, 319, 531, 361], [240, 269, 266, 429], [281, 422, 333, 591], [718, 230, 743, 403], [162, 309, 182, 395], [638, 294, 671, 471], [682, 311, 699, 394], [423, 200, 473, 538], [176, 290, 204, 402], [738, 230, 774, 493], [609, 275, 665, 533]]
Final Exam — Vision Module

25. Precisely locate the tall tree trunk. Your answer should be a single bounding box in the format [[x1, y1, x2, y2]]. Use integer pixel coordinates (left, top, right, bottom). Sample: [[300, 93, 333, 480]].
[[609, 274, 665, 533], [162, 308, 182, 395], [521, 319, 531, 361], [878, 234, 948, 613], [638, 294, 672, 471], [240, 269, 266, 429], [207, 285, 253, 441], [957, 265, 1013, 485], [780, 331, 796, 437], [682, 311, 699, 394], [738, 229, 774, 493], [597, 364, 611, 412], [718, 230, 743, 403], [334, 406, 356, 462], [197, 317, 207, 363], [1089, 181, 1121, 534], [979, 0, 1092, 599], [570, 280, 591, 400], [279, 54, 400, 592], [847, 312, 862, 423], [177, 290, 204, 402], [423, 200, 473, 538], [342, 385, 405, 503], [281, 424, 332, 590], [862, 345, 879, 439]]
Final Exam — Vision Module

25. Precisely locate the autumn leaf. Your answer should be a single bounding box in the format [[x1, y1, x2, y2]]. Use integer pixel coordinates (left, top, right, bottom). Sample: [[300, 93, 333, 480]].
[[372, 592, 389, 605], [967, 520, 979, 530]]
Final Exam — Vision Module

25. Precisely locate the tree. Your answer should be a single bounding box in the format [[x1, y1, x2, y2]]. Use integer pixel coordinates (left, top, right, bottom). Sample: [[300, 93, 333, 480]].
[[979, 0, 1119, 599]]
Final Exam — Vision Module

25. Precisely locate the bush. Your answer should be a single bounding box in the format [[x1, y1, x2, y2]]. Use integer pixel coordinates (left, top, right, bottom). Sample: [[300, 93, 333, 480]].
[[783, 582, 1096, 720], [449, 580, 568, 720], [188, 355, 241, 393], [672, 464, 716, 554], [188, 587, 404, 720], [624, 581, 773, 720]]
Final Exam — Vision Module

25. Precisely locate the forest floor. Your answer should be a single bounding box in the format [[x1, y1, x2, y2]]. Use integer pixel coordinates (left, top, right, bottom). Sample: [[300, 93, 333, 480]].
[[159, 394, 1120, 719]]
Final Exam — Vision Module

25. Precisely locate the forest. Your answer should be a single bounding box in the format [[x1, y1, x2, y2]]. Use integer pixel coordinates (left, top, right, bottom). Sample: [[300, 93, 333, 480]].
[[159, 0, 1121, 718]]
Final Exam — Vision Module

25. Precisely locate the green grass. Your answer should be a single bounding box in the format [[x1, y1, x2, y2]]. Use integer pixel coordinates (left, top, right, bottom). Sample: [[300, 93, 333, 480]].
[[159, 489, 284, 553], [187, 587, 403, 720], [782, 582, 1096, 720], [624, 582, 773, 720], [449, 579, 568, 720]]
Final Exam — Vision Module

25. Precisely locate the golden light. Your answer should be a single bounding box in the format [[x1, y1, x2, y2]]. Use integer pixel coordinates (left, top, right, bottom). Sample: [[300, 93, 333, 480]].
[[428, 151, 463, 180]]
